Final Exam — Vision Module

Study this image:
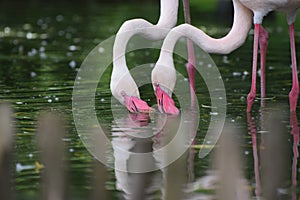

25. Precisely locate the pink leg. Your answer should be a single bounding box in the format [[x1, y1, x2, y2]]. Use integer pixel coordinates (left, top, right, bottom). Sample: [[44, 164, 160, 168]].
[[289, 23, 299, 112], [259, 26, 268, 101], [247, 112, 261, 197], [247, 24, 260, 112], [182, 0, 196, 105]]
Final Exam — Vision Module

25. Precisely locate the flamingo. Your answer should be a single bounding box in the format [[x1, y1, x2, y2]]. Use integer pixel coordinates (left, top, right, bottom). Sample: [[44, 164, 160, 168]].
[[242, 0, 300, 111], [153, 0, 300, 112], [110, 0, 180, 115]]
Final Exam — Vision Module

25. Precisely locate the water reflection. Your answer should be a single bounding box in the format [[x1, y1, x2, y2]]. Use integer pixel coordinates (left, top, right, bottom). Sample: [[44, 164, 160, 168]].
[[110, 110, 197, 200], [247, 105, 299, 199]]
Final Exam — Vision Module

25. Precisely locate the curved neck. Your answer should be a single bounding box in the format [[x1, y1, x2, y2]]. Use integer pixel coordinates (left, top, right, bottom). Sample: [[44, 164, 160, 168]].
[[159, 0, 253, 59], [111, 0, 178, 101], [113, 0, 178, 71]]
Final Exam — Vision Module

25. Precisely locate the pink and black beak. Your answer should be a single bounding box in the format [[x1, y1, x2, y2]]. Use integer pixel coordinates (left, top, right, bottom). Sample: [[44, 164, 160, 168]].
[[155, 83, 179, 115]]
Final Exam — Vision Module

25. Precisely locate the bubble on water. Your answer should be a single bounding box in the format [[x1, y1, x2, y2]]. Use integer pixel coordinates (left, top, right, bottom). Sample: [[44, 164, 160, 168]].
[[232, 72, 241, 76], [268, 66, 274, 70], [4, 27, 11, 34], [30, 72, 37, 77], [18, 45, 24, 54], [41, 40, 48, 46], [37, 18, 43, 26], [65, 33, 72, 39], [40, 52, 47, 59], [39, 46, 45, 52], [66, 52, 72, 57], [73, 38, 81, 43], [16, 31, 25, 38], [69, 45, 77, 51], [222, 55, 229, 64], [26, 32, 37, 39], [210, 112, 218, 116], [23, 23, 32, 30], [27, 48, 38, 57], [69, 60, 76, 68], [206, 140, 211, 144], [56, 14, 64, 22], [258, 69, 261, 77], [41, 24, 48, 30], [243, 71, 249, 76], [58, 30, 65, 36], [40, 33, 48, 39], [98, 47, 105, 53]]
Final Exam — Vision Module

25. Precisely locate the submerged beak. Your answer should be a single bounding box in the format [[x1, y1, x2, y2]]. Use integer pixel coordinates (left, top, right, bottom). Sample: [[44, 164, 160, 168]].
[[122, 93, 155, 113], [155, 84, 179, 115]]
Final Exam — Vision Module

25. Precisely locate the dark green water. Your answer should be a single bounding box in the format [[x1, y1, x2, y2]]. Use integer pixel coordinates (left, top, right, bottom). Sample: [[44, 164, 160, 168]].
[[1, 0, 300, 199]]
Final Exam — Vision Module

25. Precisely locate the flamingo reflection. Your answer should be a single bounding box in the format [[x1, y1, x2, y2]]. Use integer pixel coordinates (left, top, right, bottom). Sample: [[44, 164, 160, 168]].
[[247, 107, 299, 199], [110, 110, 197, 200]]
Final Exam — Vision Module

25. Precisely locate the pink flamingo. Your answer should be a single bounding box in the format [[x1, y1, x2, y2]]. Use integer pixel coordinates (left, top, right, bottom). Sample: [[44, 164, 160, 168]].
[[154, 0, 300, 112], [243, 0, 300, 112], [110, 0, 180, 115]]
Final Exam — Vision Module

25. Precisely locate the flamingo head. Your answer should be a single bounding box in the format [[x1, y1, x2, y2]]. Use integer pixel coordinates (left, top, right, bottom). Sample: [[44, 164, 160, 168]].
[[154, 83, 179, 115], [121, 91, 155, 113]]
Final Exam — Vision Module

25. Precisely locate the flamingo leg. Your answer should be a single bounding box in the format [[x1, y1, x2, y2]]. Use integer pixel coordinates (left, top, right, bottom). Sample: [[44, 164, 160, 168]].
[[289, 23, 299, 112], [247, 24, 260, 112], [182, 0, 196, 105], [259, 26, 268, 102]]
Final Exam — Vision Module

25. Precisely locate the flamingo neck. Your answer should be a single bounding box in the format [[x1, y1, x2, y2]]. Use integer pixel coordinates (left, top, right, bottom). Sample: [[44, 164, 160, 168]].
[[111, 0, 178, 102], [159, 0, 253, 58]]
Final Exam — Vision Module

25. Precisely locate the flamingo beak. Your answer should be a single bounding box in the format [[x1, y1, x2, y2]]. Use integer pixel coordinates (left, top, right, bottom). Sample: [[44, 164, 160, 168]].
[[155, 84, 180, 115], [123, 94, 155, 113]]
